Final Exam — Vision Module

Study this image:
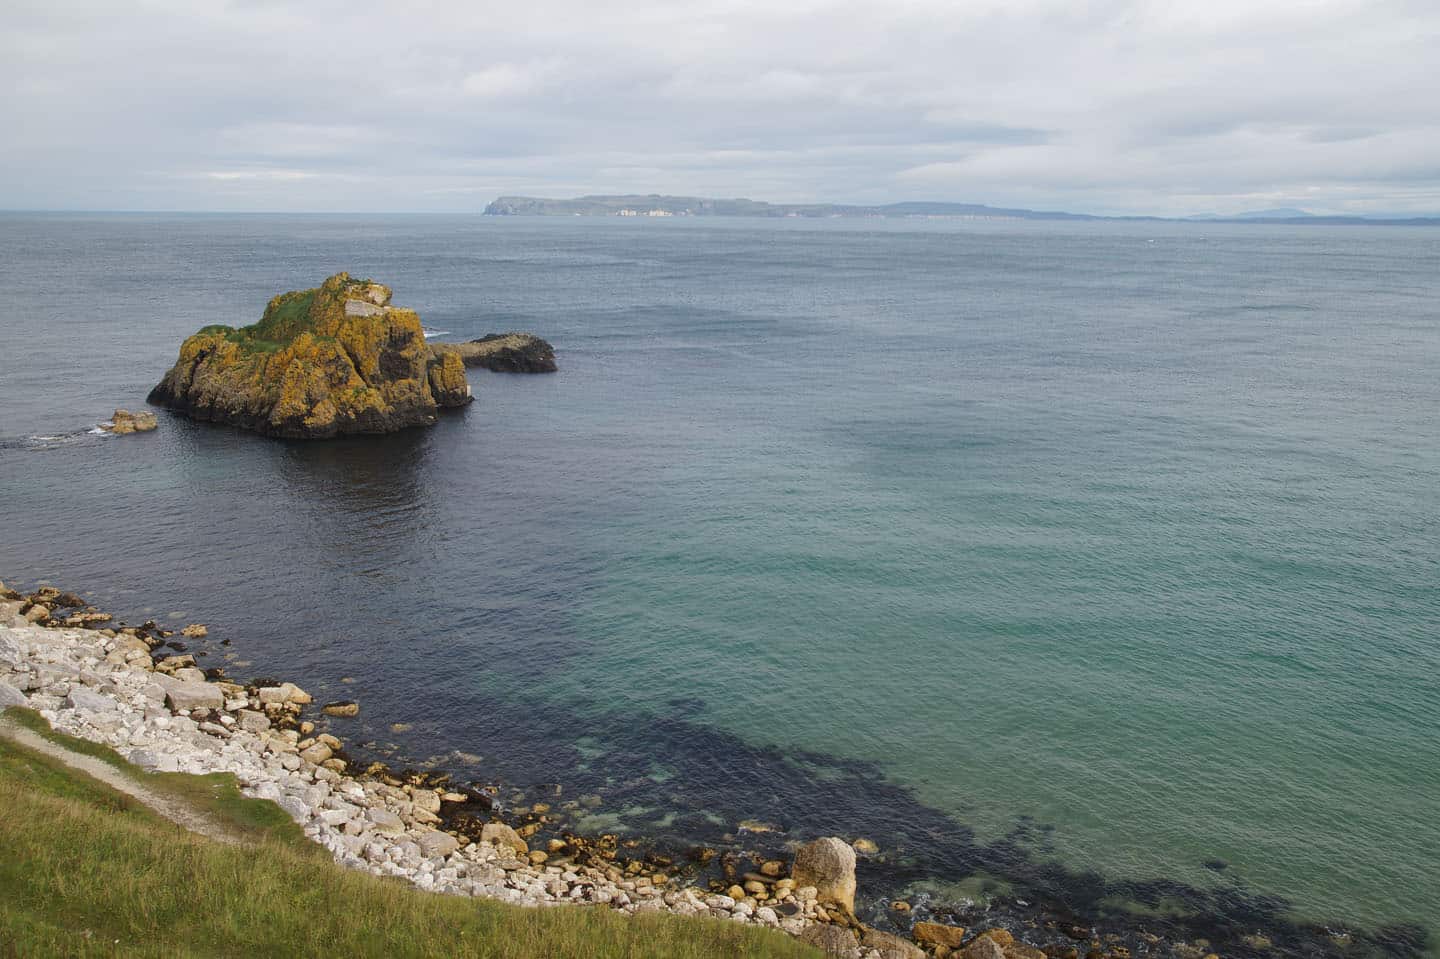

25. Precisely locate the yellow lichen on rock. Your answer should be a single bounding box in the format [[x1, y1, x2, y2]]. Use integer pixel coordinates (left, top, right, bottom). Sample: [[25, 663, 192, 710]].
[[147, 273, 472, 438]]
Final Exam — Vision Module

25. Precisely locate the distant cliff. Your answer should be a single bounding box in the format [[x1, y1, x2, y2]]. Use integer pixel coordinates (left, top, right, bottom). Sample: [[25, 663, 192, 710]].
[[428, 333, 557, 373], [484, 194, 1440, 225], [483, 194, 1103, 220], [147, 273, 472, 439]]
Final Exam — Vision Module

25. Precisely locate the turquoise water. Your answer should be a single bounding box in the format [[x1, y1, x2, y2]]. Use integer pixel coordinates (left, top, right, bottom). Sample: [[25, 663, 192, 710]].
[[1, 214, 1437, 950]]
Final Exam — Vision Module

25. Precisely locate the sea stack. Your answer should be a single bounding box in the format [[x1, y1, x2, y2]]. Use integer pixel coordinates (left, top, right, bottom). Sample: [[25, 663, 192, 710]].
[[147, 273, 472, 438]]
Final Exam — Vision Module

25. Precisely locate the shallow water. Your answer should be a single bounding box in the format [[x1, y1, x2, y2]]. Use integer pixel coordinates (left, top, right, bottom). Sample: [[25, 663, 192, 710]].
[[1, 213, 1437, 951]]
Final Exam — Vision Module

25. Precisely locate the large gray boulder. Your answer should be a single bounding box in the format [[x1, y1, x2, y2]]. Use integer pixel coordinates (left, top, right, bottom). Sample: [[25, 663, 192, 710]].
[[0, 681, 26, 709], [65, 687, 120, 714], [158, 676, 224, 711], [277, 795, 311, 822], [366, 808, 405, 835], [0, 634, 22, 668], [415, 828, 461, 858], [792, 837, 857, 914]]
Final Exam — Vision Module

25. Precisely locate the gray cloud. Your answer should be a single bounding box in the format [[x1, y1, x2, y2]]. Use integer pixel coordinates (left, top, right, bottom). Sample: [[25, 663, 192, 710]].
[[3, 0, 1438, 215]]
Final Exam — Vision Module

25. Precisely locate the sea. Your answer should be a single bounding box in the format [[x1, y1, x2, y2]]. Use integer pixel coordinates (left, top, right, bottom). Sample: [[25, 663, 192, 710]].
[[1, 212, 1436, 955]]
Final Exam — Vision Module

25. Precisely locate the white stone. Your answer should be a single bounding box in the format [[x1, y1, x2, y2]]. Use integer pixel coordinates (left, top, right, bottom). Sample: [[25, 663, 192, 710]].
[[276, 795, 311, 822], [0, 681, 26, 709], [65, 686, 120, 713], [366, 807, 405, 835]]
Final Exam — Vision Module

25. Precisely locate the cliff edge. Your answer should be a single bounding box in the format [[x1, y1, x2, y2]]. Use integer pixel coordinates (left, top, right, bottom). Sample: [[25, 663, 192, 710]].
[[147, 273, 472, 438]]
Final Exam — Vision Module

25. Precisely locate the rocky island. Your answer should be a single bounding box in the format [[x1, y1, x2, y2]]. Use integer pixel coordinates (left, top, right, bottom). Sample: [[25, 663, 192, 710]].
[[147, 273, 472, 438], [428, 332, 557, 373]]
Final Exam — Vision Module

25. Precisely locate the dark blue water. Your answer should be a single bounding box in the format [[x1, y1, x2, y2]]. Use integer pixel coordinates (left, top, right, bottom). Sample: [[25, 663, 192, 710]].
[[1, 213, 1437, 953]]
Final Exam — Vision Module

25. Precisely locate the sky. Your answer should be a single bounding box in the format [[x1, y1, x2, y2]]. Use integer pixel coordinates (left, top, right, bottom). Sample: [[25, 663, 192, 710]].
[[4, 0, 1439, 216]]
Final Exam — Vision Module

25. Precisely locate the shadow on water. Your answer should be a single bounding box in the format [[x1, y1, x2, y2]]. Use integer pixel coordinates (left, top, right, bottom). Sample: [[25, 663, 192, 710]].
[[272, 427, 431, 508], [369, 688, 1428, 959]]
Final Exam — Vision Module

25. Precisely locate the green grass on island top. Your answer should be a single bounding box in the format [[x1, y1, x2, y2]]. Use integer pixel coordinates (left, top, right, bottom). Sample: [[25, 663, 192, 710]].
[[0, 706, 819, 959], [197, 288, 317, 354]]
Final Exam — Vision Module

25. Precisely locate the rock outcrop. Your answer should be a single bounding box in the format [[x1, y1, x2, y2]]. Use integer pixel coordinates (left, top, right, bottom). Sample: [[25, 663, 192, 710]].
[[428, 333, 557, 373], [147, 273, 472, 438], [104, 409, 158, 434]]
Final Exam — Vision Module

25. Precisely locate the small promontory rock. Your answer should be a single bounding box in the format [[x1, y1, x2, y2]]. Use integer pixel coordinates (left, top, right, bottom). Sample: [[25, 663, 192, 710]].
[[147, 273, 473, 438], [105, 409, 158, 434], [428, 332, 557, 373]]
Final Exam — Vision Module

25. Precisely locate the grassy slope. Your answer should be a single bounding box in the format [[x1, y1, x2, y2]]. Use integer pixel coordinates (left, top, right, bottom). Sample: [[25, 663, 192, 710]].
[[0, 708, 817, 959]]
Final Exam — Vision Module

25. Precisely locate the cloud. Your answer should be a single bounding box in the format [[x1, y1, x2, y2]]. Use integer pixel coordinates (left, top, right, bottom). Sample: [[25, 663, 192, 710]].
[[203, 170, 316, 181], [1, 0, 1438, 214], [462, 62, 554, 99]]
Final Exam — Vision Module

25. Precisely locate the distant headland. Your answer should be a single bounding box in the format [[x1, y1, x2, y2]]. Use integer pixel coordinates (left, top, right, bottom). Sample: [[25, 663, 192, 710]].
[[484, 194, 1440, 226]]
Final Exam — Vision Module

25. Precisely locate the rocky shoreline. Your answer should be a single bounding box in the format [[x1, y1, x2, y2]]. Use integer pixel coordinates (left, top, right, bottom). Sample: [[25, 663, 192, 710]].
[[0, 579, 1398, 959]]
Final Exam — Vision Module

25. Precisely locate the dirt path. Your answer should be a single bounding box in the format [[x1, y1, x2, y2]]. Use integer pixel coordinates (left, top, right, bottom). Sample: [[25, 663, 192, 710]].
[[0, 717, 244, 845]]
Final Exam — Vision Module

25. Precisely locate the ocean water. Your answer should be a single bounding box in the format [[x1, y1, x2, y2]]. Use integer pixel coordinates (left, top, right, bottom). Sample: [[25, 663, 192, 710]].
[[1, 213, 1437, 952]]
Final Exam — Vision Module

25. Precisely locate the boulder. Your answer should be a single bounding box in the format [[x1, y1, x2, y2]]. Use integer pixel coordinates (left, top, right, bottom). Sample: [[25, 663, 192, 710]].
[[162, 679, 223, 708], [257, 682, 310, 705], [147, 272, 473, 439], [276, 795, 311, 822], [415, 828, 461, 858], [163, 680, 224, 711], [914, 923, 967, 949], [861, 929, 925, 959], [236, 709, 270, 733], [366, 807, 405, 835], [106, 409, 158, 434], [798, 925, 860, 958], [0, 681, 26, 709], [791, 837, 857, 914], [65, 687, 120, 714], [322, 700, 359, 717], [962, 939, 1007, 959], [180, 624, 208, 638], [976, 930, 1014, 948], [1004, 944, 1046, 959], [298, 742, 333, 765], [480, 822, 528, 856]]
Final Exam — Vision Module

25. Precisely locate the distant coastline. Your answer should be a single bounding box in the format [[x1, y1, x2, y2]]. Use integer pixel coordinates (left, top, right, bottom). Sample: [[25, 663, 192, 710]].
[[483, 194, 1440, 226]]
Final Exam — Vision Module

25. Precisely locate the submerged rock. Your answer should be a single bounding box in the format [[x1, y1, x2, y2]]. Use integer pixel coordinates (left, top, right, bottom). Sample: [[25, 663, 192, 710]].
[[147, 273, 473, 438], [428, 332, 557, 373]]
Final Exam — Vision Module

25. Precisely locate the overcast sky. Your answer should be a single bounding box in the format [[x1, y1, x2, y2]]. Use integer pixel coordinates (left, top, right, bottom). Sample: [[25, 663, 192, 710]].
[[5, 0, 1439, 215]]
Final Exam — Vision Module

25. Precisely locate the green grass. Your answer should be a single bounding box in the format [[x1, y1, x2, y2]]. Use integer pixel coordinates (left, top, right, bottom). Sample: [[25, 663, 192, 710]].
[[247, 288, 317, 343], [2, 707, 305, 847], [0, 708, 817, 959]]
